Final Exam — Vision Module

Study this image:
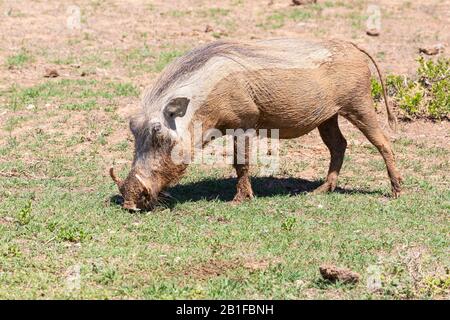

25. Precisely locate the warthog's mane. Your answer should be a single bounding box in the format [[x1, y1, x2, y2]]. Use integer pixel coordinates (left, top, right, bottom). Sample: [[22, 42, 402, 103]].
[[144, 40, 280, 104]]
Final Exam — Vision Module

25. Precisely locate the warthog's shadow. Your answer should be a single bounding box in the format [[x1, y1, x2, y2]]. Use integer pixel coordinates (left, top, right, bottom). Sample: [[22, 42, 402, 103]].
[[167, 177, 382, 203], [110, 177, 383, 210]]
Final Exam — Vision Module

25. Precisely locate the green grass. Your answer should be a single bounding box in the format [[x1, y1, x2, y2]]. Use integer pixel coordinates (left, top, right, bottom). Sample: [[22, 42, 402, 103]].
[[5, 49, 33, 69], [371, 56, 450, 119], [121, 46, 185, 74], [153, 50, 185, 72], [258, 7, 317, 30], [0, 84, 448, 298], [1, 79, 139, 111], [0, 0, 448, 300]]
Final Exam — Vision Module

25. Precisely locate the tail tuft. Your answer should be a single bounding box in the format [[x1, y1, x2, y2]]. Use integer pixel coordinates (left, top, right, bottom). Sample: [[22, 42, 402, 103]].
[[388, 111, 398, 133]]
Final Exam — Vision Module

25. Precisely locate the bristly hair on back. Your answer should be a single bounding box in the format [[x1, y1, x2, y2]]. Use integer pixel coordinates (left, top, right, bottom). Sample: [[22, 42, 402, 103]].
[[144, 40, 274, 104]]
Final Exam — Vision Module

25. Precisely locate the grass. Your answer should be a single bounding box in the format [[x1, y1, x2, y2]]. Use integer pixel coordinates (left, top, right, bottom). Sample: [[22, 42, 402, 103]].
[[258, 8, 316, 30], [0, 82, 448, 298], [153, 50, 186, 73], [121, 45, 185, 74], [5, 49, 33, 69], [1, 79, 139, 111], [0, 0, 449, 300]]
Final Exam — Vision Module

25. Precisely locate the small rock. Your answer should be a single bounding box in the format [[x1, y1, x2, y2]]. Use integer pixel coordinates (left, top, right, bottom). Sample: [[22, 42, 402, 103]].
[[292, 0, 317, 5], [80, 69, 96, 77], [366, 28, 380, 36], [44, 68, 59, 78], [419, 43, 445, 55], [205, 25, 213, 33], [319, 264, 360, 284], [26, 104, 35, 110]]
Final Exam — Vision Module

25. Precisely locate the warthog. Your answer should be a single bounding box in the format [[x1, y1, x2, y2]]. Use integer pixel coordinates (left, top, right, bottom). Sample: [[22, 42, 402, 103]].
[[110, 38, 403, 210]]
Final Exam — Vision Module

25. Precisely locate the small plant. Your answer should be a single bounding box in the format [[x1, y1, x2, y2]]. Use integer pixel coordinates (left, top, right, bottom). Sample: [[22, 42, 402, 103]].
[[422, 275, 450, 297], [417, 56, 450, 118], [289, 8, 313, 22], [6, 49, 33, 69], [2, 244, 21, 257], [97, 268, 118, 285], [371, 78, 383, 102], [371, 56, 449, 119], [281, 216, 296, 231], [263, 12, 286, 29], [17, 201, 32, 226], [57, 224, 90, 242]]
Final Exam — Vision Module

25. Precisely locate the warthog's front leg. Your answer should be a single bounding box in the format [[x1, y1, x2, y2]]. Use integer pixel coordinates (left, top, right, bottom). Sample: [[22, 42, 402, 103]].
[[232, 135, 254, 202]]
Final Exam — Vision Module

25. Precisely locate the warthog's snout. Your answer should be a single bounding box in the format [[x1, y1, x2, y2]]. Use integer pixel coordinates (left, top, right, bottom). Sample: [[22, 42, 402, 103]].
[[110, 166, 156, 211]]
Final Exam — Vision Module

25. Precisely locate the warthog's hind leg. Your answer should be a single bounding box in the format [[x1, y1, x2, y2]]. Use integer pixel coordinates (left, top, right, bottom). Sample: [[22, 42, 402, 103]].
[[313, 114, 347, 194], [232, 135, 254, 203], [342, 100, 403, 198]]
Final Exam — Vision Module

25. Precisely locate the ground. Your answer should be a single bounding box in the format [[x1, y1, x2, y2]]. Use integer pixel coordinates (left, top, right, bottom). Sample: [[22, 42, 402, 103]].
[[0, 0, 449, 299]]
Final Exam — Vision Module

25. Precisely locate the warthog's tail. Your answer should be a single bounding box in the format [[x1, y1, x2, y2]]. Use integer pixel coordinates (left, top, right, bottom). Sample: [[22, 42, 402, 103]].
[[350, 43, 397, 132]]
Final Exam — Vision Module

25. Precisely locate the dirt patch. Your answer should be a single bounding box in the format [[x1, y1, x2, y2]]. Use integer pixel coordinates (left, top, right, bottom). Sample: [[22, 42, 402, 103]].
[[147, 242, 175, 253], [243, 259, 271, 271], [183, 258, 241, 279], [182, 255, 280, 279], [0, 216, 15, 226]]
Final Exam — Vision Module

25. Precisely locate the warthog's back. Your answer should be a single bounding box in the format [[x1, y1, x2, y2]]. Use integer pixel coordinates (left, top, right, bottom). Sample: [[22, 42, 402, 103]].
[[143, 38, 369, 137]]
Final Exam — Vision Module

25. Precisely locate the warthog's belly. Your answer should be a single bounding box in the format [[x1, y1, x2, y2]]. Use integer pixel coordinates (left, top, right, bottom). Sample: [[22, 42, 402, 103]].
[[249, 68, 341, 136]]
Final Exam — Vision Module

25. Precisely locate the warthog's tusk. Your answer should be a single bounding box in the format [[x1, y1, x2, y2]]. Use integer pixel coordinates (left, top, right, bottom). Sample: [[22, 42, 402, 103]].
[[135, 173, 151, 196], [109, 166, 122, 187]]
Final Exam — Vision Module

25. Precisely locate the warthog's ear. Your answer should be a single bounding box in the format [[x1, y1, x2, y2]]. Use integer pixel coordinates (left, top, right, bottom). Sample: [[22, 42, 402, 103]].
[[164, 97, 190, 119]]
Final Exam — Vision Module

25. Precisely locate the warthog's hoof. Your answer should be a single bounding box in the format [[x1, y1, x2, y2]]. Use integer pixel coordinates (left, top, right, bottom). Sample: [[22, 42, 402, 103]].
[[232, 191, 254, 204], [392, 187, 402, 199], [312, 181, 336, 195], [391, 176, 403, 198]]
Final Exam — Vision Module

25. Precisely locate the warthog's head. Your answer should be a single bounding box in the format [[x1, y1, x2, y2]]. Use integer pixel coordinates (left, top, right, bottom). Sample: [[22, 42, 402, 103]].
[[110, 97, 190, 211]]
